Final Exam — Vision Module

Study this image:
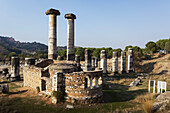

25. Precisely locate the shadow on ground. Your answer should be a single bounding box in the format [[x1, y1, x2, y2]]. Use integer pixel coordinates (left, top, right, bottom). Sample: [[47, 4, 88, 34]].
[[140, 62, 156, 73], [103, 82, 147, 103], [9, 90, 28, 95]]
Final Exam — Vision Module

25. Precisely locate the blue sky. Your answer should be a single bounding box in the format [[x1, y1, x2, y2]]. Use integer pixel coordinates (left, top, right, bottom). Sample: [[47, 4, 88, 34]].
[[0, 0, 170, 49]]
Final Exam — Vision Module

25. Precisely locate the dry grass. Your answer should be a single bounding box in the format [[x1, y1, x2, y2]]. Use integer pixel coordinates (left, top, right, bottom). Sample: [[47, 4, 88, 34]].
[[112, 78, 134, 86], [134, 93, 155, 113], [142, 100, 153, 113]]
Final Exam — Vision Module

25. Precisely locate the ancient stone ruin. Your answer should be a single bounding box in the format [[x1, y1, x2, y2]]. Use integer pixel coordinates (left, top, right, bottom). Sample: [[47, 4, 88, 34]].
[[22, 8, 135, 104], [23, 8, 103, 104], [11, 57, 20, 81]]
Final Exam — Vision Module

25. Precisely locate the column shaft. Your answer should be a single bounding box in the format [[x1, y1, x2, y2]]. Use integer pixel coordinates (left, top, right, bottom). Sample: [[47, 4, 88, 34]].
[[67, 19, 75, 60], [48, 15, 57, 59], [112, 52, 118, 74]]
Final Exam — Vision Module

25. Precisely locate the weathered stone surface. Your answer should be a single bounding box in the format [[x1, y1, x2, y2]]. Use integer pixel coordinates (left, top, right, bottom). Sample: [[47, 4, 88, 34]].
[[25, 58, 35, 66], [120, 51, 126, 74], [95, 57, 98, 68], [92, 57, 95, 69], [112, 52, 118, 74], [153, 91, 170, 112], [45, 8, 60, 15], [100, 50, 107, 74], [129, 80, 140, 87], [11, 57, 20, 80], [46, 8, 60, 60], [128, 48, 133, 73], [65, 71, 103, 104], [65, 13, 76, 19], [84, 49, 92, 71], [65, 13, 76, 61]]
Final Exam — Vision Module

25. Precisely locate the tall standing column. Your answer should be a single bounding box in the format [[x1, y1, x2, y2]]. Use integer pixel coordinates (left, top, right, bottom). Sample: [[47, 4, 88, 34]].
[[112, 52, 118, 74], [11, 57, 20, 80], [65, 13, 76, 61], [84, 49, 92, 71], [121, 51, 126, 74], [128, 48, 133, 73], [46, 8, 60, 60], [100, 50, 107, 74]]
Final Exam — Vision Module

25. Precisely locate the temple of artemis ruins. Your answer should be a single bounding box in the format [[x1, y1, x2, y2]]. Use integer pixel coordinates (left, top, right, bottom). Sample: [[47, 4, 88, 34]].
[[21, 8, 134, 104], [23, 8, 103, 104]]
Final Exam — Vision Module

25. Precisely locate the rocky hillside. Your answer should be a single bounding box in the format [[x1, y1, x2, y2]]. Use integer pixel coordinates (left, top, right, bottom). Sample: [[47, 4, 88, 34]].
[[0, 36, 48, 54]]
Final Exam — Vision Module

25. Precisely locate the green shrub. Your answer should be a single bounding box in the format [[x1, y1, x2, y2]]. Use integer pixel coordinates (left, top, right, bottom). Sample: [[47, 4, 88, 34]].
[[36, 86, 40, 93], [52, 91, 64, 103]]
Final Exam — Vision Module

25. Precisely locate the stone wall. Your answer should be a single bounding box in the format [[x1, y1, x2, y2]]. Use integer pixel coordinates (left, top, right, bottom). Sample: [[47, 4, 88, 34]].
[[65, 71, 103, 104], [23, 66, 42, 90]]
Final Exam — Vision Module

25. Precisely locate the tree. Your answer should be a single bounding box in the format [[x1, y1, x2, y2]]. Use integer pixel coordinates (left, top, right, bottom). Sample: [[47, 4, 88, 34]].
[[156, 39, 169, 50], [57, 49, 67, 59], [75, 47, 85, 60], [165, 40, 170, 53], [145, 41, 157, 54], [124, 45, 133, 51], [92, 48, 101, 59], [112, 48, 122, 57]]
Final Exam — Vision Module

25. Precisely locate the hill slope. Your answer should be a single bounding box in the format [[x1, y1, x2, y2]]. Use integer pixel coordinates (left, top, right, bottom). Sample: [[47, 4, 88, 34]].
[[0, 36, 48, 54]]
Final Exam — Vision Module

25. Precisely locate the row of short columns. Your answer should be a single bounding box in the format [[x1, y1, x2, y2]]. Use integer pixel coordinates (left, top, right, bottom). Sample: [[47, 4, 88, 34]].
[[46, 8, 76, 61], [84, 48, 133, 74], [113, 48, 133, 74]]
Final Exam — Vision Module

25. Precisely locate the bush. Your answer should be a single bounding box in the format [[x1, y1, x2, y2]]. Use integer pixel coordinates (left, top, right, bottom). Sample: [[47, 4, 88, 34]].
[[168, 57, 170, 60], [36, 86, 40, 93], [52, 91, 64, 103], [143, 54, 151, 60]]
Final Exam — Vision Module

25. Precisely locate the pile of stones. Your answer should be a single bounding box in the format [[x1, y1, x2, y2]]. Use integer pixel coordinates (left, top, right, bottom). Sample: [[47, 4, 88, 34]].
[[0, 68, 11, 82], [129, 73, 147, 87]]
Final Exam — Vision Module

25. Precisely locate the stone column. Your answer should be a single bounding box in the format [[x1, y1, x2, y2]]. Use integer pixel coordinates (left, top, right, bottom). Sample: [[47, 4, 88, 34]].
[[128, 48, 133, 73], [11, 57, 20, 80], [57, 56, 64, 61], [92, 57, 95, 69], [46, 8, 60, 60], [95, 57, 98, 68], [100, 50, 107, 74], [75, 55, 80, 67], [25, 58, 35, 66], [84, 49, 92, 71], [121, 51, 126, 74], [65, 13, 76, 61], [112, 52, 118, 74]]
